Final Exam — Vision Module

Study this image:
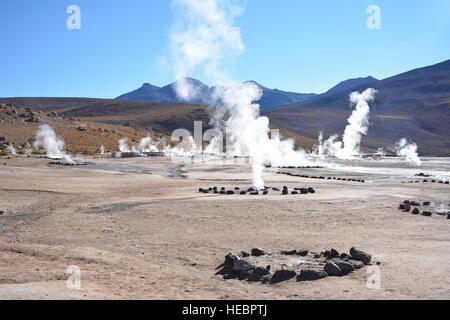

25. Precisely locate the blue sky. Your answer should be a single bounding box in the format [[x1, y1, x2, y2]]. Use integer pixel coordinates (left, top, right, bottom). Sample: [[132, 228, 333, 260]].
[[0, 0, 449, 98]]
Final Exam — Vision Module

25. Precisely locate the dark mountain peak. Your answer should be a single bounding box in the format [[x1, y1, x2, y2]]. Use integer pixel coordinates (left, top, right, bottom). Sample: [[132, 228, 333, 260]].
[[141, 83, 160, 90], [323, 76, 378, 96]]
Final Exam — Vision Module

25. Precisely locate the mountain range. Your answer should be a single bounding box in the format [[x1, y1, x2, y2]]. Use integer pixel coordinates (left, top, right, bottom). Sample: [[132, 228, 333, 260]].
[[116, 77, 377, 109], [1, 59, 449, 156]]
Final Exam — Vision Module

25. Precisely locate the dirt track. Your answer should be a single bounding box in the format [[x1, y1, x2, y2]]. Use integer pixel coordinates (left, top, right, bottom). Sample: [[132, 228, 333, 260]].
[[0, 156, 449, 299]]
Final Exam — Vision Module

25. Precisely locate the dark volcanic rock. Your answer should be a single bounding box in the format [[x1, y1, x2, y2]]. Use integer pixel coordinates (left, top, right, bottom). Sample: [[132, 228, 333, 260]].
[[281, 250, 297, 255], [248, 267, 270, 282], [224, 253, 240, 268], [251, 248, 265, 256], [270, 269, 297, 284], [421, 211, 432, 217], [349, 247, 372, 265], [329, 248, 339, 258], [297, 249, 309, 257], [411, 208, 420, 215], [324, 262, 342, 276], [240, 251, 250, 258], [233, 259, 255, 272], [307, 187, 315, 193], [297, 269, 328, 282], [335, 261, 355, 275]]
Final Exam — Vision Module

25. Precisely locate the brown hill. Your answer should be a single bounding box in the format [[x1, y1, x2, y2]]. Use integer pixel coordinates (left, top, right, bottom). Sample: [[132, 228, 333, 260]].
[[0, 103, 164, 156]]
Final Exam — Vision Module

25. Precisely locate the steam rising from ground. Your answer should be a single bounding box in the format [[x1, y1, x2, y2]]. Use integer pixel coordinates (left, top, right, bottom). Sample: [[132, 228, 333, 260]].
[[314, 88, 376, 159], [394, 138, 422, 166], [34, 124, 73, 163], [168, 0, 311, 188], [6, 144, 16, 156]]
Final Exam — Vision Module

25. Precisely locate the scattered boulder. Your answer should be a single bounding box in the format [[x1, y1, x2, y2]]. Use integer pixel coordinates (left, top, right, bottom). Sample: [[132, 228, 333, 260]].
[[349, 247, 372, 265], [233, 259, 255, 272], [224, 253, 240, 268], [270, 269, 297, 284], [281, 250, 297, 255], [251, 248, 265, 256], [411, 208, 420, 215], [350, 260, 364, 270], [335, 261, 355, 275], [297, 249, 309, 257], [329, 248, 339, 258], [324, 262, 342, 276], [240, 251, 250, 258], [297, 269, 328, 282], [423, 201, 431, 206], [307, 187, 315, 193], [421, 211, 432, 217], [248, 267, 270, 282]]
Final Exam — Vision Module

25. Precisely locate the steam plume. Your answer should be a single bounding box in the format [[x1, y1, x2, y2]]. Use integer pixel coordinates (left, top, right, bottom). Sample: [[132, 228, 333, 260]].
[[314, 88, 376, 159], [33, 124, 73, 163], [168, 0, 310, 188], [6, 144, 16, 156], [394, 138, 421, 166]]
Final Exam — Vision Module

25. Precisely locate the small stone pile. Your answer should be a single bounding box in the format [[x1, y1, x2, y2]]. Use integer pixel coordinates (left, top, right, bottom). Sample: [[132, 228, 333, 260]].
[[398, 200, 450, 219], [217, 247, 373, 284], [198, 186, 315, 196], [268, 165, 324, 169], [277, 172, 365, 183], [403, 179, 449, 185], [48, 161, 90, 166]]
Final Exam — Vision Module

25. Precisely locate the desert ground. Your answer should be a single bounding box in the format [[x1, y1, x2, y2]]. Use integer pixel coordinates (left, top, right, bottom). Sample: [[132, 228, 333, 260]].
[[0, 155, 449, 300]]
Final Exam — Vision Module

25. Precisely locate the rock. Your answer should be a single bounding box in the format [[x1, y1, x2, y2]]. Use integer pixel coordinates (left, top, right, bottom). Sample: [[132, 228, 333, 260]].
[[240, 251, 250, 258], [248, 267, 270, 282], [329, 248, 339, 258], [226, 190, 234, 195], [291, 191, 298, 195], [398, 204, 406, 210], [447, 213, 450, 220], [421, 211, 432, 217], [300, 188, 308, 194], [335, 261, 355, 275], [403, 200, 410, 204], [233, 259, 255, 272], [324, 262, 342, 276], [410, 201, 420, 206], [350, 260, 364, 269], [411, 208, 420, 215], [224, 253, 240, 268], [250, 191, 259, 195], [349, 247, 372, 265], [281, 250, 297, 255], [240, 191, 247, 195], [403, 204, 411, 212], [297, 249, 309, 257], [234, 187, 240, 190], [340, 253, 349, 259], [307, 187, 315, 193], [270, 269, 297, 284], [199, 188, 204, 193], [423, 201, 431, 206], [251, 248, 265, 256], [297, 269, 328, 281]]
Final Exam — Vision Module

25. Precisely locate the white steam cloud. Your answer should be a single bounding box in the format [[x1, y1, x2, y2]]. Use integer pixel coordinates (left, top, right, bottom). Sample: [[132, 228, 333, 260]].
[[394, 138, 421, 166], [314, 88, 376, 159], [168, 0, 310, 188], [6, 144, 16, 156], [34, 124, 73, 163]]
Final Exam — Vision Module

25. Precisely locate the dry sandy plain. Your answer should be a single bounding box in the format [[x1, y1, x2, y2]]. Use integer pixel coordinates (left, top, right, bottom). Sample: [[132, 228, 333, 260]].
[[0, 155, 449, 300]]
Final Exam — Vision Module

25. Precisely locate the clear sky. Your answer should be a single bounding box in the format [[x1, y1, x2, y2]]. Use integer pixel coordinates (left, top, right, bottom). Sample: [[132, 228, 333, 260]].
[[0, 0, 449, 98]]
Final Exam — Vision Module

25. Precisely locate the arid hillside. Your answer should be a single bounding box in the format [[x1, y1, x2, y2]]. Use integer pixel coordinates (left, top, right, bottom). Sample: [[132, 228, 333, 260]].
[[0, 103, 164, 155]]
